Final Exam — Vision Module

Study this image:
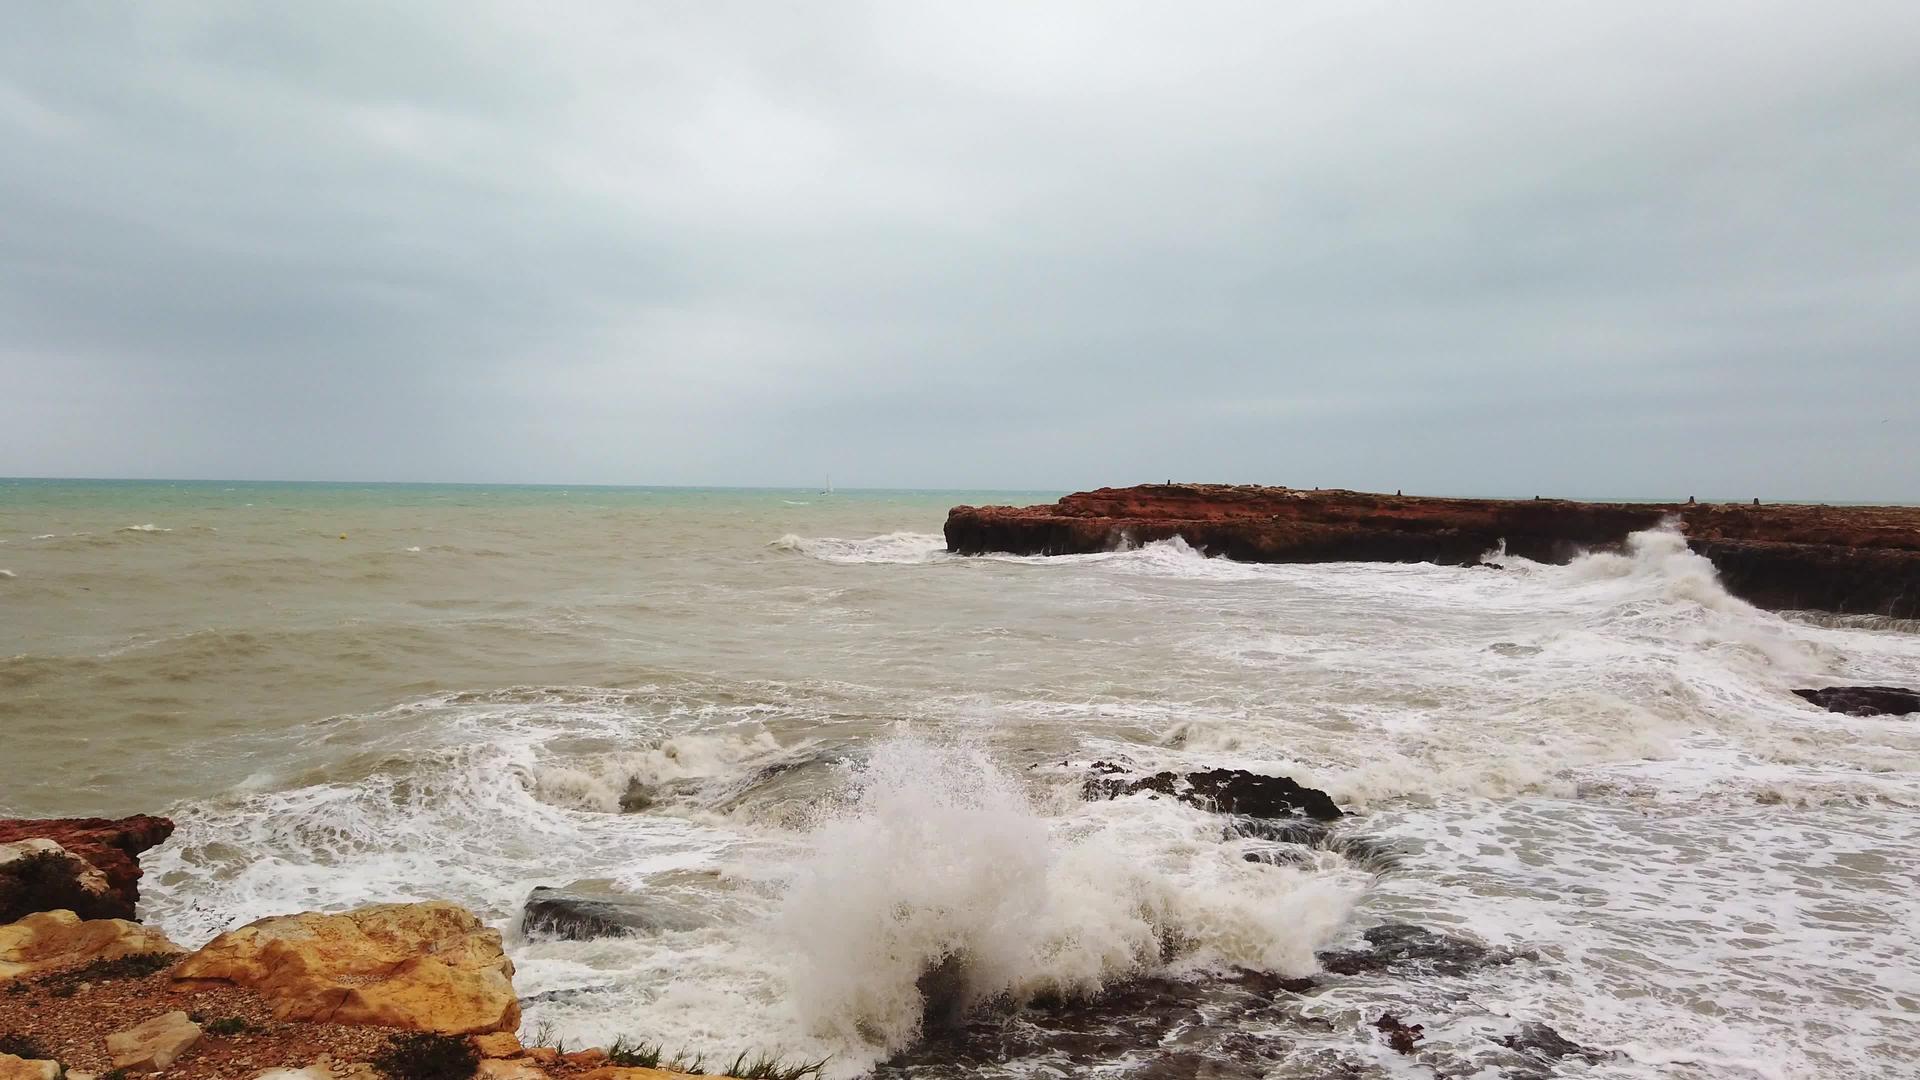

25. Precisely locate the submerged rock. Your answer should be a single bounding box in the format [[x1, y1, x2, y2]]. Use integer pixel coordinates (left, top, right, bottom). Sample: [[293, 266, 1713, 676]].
[[1792, 685, 1920, 717], [1085, 766, 1342, 821], [1226, 818, 1401, 873], [521, 883, 709, 940], [1317, 923, 1533, 978], [1373, 1013, 1424, 1055], [0, 816, 174, 921], [1497, 1022, 1612, 1078], [879, 967, 1320, 1079], [173, 901, 519, 1034]]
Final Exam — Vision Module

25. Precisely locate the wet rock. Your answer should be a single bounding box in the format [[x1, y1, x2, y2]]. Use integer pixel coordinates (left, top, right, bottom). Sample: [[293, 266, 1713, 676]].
[[1124, 1049, 1271, 1079], [0, 908, 182, 982], [617, 778, 655, 813], [174, 901, 520, 1034], [106, 1009, 202, 1071], [0, 1053, 61, 1080], [0, 816, 174, 921], [1498, 1022, 1612, 1077], [1086, 766, 1342, 821], [1372, 1012, 1424, 1055], [880, 968, 1315, 1078], [1792, 685, 1920, 717], [1225, 818, 1400, 873], [521, 884, 710, 941], [1317, 923, 1532, 978]]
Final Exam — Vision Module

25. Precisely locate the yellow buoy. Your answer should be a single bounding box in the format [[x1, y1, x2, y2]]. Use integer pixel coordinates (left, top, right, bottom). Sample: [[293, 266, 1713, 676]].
[[339, 533, 347, 540]]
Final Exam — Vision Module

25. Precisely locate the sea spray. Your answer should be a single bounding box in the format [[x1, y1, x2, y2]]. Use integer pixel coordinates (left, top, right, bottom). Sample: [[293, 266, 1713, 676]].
[[775, 735, 1364, 1053]]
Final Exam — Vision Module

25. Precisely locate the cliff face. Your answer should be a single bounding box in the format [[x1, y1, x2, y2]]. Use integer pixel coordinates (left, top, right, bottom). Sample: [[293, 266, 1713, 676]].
[[944, 485, 1920, 617]]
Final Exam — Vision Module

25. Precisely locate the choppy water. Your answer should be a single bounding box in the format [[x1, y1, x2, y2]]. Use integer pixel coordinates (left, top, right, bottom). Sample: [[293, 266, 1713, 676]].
[[4, 479, 1918, 1079]]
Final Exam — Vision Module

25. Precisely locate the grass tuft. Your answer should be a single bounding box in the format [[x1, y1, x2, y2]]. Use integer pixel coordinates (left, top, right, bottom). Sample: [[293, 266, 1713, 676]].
[[206, 1016, 250, 1036], [722, 1050, 830, 1080], [607, 1036, 663, 1068], [372, 1032, 479, 1080]]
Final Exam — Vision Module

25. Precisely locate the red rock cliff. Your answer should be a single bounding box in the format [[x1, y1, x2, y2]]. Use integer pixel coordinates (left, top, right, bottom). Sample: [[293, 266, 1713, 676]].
[[944, 485, 1920, 617]]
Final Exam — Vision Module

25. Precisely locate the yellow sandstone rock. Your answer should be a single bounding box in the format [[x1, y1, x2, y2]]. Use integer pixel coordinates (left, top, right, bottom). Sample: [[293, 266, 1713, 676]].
[[0, 1053, 62, 1080], [476, 1060, 550, 1079], [575, 1069, 718, 1080], [173, 901, 519, 1034], [472, 1031, 525, 1058], [0, 909, 182, 981], [105, 1009, 202, 1072]]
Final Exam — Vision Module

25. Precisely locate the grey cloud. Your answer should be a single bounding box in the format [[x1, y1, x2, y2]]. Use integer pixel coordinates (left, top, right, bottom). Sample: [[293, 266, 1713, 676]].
[[2, 1, 1916, 497]]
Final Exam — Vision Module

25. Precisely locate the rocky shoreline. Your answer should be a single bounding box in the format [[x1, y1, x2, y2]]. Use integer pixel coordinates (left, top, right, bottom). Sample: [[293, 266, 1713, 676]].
[[944, 484, 1920, 617], [0, 817, 762, 1080]]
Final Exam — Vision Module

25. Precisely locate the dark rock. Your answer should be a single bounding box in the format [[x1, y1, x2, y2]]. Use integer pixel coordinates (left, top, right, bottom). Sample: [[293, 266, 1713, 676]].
[[1086, 768, 1342, 822], [0, 816, 174, 921], [878, 967, 1315, 1079], [617, 778, 655, 813], [1792, 685, 1920, 717], [1373, 1012, 1424, 1055], [1225, 818, 1401, 873], [946, 484, 1920, 618], [521, 883, 710, 940], [1318, 923, 1533, 978], [1498, 1022, 1613, 1077]]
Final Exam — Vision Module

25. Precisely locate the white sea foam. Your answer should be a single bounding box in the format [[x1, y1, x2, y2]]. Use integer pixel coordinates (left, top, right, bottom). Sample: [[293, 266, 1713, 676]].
[[770, 531, 948, 565], [119, 522, 171, 532], [0, 569, 14, 579], [113, 509, 1920, 1080], [776, 735, 1363, 1054]]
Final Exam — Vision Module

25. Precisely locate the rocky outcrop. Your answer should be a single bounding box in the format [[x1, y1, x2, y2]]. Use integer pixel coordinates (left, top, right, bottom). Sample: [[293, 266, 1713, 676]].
[[522, 883, 711, 941], [1317, 922, 1535, 977], [0, 909, 182, 982], [0, 841, 118, 924], [105, 1010, 201, 1072], [1793, 685, 1920, 716], [945, 485, 1920, 617], [173, 901, 520, 1035], [0, 817, 173, 922], [0, 1054, 61, 1080], [1084, 765, 1344, 821]]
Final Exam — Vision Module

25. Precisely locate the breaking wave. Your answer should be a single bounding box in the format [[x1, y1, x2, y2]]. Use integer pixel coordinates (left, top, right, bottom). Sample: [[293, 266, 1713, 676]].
[[770, 532, 948, 565], [775, 736, 1361, 1054]]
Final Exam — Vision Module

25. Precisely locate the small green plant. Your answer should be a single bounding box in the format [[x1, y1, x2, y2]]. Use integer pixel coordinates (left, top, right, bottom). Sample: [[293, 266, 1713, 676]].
[[206, 1016, 250, 1036], [668, 1051, 707, 1075], [0, 849, 99, 923], [0, 1033, 49, 1059], [371, 1032, 478, 1080], [722, 1051, 830, 1080], [607, 1036, 662, 1068], [525, 1020, 567, 1054], [69, 952, 179, 981]]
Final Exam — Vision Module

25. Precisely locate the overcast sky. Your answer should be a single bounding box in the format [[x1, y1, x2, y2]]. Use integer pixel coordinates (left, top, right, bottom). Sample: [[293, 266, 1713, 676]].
[[2, 2, 1916, 496]]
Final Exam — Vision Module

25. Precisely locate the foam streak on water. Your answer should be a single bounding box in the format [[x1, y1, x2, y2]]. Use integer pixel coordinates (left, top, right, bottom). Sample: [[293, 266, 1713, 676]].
[[5, 482, 1919, 1078]]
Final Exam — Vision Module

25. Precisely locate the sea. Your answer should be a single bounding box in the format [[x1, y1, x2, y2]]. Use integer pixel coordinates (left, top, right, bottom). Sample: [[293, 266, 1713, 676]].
[[2, 478, 1917, 1079]]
